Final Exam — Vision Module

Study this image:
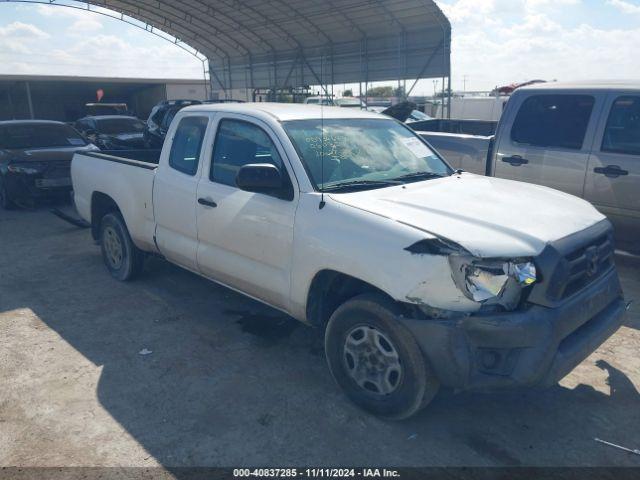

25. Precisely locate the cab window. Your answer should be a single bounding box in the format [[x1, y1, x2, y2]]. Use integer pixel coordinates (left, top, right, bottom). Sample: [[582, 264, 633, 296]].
[[210, 119, 286, 187], [602, 96, 640, 156], [168, 116, 208, 176], [511, 94, 595, 150]]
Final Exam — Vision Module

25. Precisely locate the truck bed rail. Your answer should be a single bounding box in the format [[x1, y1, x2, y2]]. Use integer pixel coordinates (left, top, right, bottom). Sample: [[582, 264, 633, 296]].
[[79, 151, 160, 170]]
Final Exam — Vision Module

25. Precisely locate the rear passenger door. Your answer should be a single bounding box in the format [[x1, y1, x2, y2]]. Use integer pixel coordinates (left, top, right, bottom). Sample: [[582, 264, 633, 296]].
[[195, 116, 298, 310], [153, 114, 211, 271], [584, 94, 640, 249], [493, 93, 602, 197]]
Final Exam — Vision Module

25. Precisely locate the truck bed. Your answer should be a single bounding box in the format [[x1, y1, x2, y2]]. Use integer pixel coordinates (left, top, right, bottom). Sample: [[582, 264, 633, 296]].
[[71, 150, 159, 253], [418, 131, 493, 176], [411, 119, 495, 175], [411, 118, 498, 136]]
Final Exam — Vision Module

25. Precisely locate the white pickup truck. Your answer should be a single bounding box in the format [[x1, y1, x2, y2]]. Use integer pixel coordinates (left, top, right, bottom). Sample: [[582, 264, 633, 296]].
[[72, 103, 626, 419]]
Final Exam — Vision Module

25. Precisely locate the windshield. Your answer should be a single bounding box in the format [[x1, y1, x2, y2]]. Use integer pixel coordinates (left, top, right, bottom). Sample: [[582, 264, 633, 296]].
[[96, 118, 145, 135], [0, 123, 87, 149], [283, 118, 452, 190]]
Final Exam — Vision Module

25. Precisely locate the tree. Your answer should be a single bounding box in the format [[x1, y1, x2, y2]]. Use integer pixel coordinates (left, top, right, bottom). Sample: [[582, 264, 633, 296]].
[[366, 86, 394, 97], [434, 88, 453, 99], [343, 89, 353, 97], [277, 94, 294, 103]]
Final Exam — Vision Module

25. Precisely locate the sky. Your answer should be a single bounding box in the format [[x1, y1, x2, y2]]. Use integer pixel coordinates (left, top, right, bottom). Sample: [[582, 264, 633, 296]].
[[0, 0, 639, 94]]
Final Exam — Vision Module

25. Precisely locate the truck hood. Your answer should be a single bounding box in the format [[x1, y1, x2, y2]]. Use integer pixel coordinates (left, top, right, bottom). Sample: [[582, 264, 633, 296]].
[[330, 173, 606, 258]]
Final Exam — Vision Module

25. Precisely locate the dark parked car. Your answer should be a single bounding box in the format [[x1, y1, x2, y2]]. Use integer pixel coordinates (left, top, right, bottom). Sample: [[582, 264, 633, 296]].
[[0, 120, 98, 209], [74, 115, 147, 150], [144, 99, 202, 148]]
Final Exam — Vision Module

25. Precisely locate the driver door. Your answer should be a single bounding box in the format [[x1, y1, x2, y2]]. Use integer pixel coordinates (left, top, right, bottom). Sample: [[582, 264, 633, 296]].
[[196, 115, 298, 309]]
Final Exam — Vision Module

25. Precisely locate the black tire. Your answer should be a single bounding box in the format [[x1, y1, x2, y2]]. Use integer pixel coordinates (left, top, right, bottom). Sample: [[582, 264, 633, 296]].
[[325, 293, 439, 420], [0, 179, 15, 210], [99, 212, 144, 281]]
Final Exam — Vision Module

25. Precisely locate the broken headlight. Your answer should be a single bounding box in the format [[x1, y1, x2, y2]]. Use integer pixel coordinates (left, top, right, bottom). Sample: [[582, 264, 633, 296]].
[[450, 257, 537, 309]]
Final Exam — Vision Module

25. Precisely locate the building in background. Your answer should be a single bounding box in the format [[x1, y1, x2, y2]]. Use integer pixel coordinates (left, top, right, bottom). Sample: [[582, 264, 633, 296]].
[[433, 95, 510, 121], [0, 75, 208, 122]]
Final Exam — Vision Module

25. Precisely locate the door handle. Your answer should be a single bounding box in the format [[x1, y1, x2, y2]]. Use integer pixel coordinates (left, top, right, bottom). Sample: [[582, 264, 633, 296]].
[[594, 165, 629, 178], [502, 155, 529, 166], [198, 198, 217, 208]]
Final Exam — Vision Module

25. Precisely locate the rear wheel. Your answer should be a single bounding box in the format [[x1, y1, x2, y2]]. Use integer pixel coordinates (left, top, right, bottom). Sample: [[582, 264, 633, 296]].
[[99, 212, 144, 281], [325, 293, 439, 420], [0, 179, 15, 210]]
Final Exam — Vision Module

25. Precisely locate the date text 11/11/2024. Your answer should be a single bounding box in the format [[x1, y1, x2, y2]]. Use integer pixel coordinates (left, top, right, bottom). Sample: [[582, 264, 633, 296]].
[[233, 468, 401, 478]]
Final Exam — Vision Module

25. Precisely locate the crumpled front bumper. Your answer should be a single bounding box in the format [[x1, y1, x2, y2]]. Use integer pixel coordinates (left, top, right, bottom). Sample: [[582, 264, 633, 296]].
[[398, 266, 626, 390]]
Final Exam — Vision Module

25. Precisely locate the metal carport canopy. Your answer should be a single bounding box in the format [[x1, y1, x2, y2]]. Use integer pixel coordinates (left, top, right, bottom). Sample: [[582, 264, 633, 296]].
[[83, 0, 450, 94]]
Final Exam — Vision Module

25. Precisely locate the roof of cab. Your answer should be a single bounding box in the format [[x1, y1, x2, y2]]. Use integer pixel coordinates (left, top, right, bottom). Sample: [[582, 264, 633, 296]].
[[520, 80, 640, 92], [182, 102, 386, 121]]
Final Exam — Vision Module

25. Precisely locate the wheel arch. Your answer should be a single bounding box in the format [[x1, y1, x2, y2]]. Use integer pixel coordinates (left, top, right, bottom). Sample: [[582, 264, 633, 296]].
[[90, 191, 121, 241], [305, 269, 408, 328]]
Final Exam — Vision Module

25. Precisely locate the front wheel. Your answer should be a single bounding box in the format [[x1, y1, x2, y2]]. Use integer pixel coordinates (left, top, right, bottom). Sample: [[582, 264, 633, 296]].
[[99, 212, 144, 281], [325, 293, 439, 420]]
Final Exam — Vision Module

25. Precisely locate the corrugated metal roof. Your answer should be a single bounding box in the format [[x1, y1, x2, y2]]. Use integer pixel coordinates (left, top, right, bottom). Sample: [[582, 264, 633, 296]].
[[84, 0, 451, 91]]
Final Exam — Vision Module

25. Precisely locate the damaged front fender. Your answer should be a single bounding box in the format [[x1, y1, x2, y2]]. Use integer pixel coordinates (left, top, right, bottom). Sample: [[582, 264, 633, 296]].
[[402, 234, 536, 314], [404, 236, 470, 256], [402, 245, 482, 313]]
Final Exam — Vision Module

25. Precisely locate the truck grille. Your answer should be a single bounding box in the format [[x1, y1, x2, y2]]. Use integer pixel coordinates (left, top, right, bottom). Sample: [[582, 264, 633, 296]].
[[548, 232, 615, 301]]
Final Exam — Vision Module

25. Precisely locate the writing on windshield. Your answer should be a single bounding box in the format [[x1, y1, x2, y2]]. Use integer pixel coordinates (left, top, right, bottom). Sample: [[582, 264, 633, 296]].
[[283, 118, 451, 190]]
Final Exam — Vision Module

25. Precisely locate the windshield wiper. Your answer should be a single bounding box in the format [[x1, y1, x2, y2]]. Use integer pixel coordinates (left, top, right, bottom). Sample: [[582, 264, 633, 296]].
[[392, 171, 446, 183], [322, 179, 402, 192]]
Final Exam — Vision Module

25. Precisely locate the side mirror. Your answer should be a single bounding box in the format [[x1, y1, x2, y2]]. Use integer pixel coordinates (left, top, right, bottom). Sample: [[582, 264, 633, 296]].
[[236, 163, 283, 193]]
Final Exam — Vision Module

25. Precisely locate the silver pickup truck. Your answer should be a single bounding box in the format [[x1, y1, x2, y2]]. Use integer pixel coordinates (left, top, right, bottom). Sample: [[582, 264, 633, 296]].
[[417, 82, 639, 254]]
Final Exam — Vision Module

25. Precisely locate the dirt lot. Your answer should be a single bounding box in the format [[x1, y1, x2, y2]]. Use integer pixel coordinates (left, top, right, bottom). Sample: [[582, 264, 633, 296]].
[[1, 205, 639, 468]]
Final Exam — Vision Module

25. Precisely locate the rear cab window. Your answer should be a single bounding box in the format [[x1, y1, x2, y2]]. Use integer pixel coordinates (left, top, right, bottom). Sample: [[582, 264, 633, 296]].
[[168, 116, 209, 176], [601, 95, 640, 156], [511, 94, 595, 150]]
